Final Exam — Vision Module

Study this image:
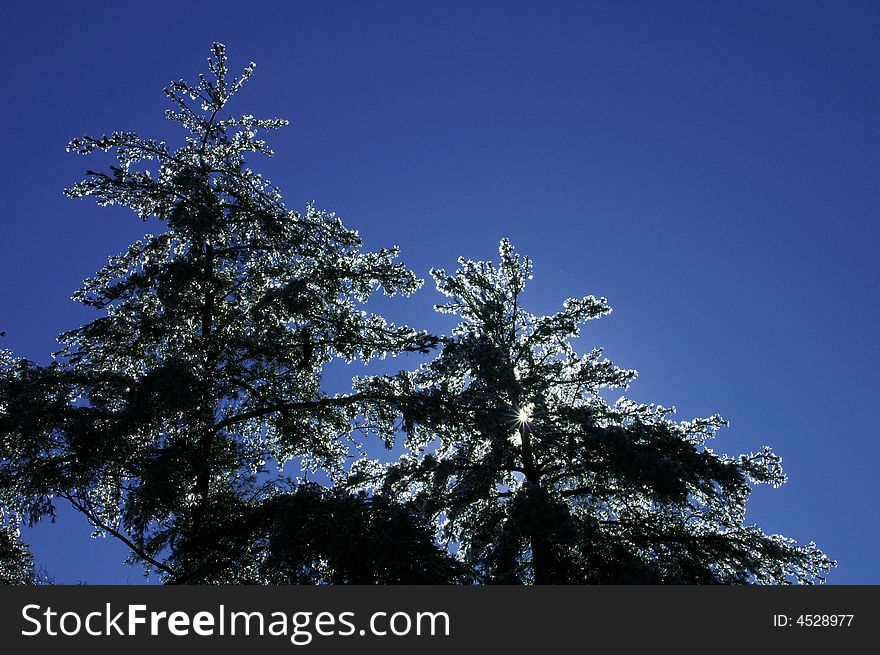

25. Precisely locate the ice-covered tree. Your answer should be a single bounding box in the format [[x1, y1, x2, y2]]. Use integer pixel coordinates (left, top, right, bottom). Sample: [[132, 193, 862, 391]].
[[354, 239, 835, 584], [0, 523, 38, 585], [0, 44, 447, 583]]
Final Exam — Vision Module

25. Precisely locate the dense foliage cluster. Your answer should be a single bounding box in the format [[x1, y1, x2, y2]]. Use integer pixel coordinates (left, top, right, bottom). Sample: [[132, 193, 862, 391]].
[[354, 241, 833, 583], [0, 45, 833, 584], [0, 523, 38, 585]]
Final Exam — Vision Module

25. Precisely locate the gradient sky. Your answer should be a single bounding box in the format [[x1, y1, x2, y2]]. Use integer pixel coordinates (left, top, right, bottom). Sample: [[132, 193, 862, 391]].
[[1, 0, 877, 584]]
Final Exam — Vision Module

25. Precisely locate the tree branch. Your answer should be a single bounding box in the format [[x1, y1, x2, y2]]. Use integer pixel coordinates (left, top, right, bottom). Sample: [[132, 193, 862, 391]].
[[213, 393, 381, 433], [60, 492, 176, 577]]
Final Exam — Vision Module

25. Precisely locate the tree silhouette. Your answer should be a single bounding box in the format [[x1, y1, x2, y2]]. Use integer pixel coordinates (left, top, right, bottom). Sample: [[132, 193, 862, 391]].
[[354, 239, 834, 584], [0, 523, 37, 585], [0, 45, 834, 585], [0, 44, 448, 583]]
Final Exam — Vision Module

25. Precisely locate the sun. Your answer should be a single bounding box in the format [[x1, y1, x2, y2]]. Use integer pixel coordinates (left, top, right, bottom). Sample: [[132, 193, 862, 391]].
[[517, 405, 532, 424]]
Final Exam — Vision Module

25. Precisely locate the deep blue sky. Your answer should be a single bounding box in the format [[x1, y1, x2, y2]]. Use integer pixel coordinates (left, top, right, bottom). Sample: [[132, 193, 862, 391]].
[[1, 0, 877, 584]]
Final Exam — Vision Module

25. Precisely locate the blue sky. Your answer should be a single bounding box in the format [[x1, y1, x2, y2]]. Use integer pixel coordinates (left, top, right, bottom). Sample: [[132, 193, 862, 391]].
[[1, 0, 877, 583]]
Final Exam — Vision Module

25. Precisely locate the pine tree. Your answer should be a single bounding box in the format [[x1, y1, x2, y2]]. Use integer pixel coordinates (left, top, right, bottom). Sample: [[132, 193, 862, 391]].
[[0, 44, 448, 583], [0, 523, 38, 585], [354, 239, 835, 584], [0, 45, 836, 586]]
